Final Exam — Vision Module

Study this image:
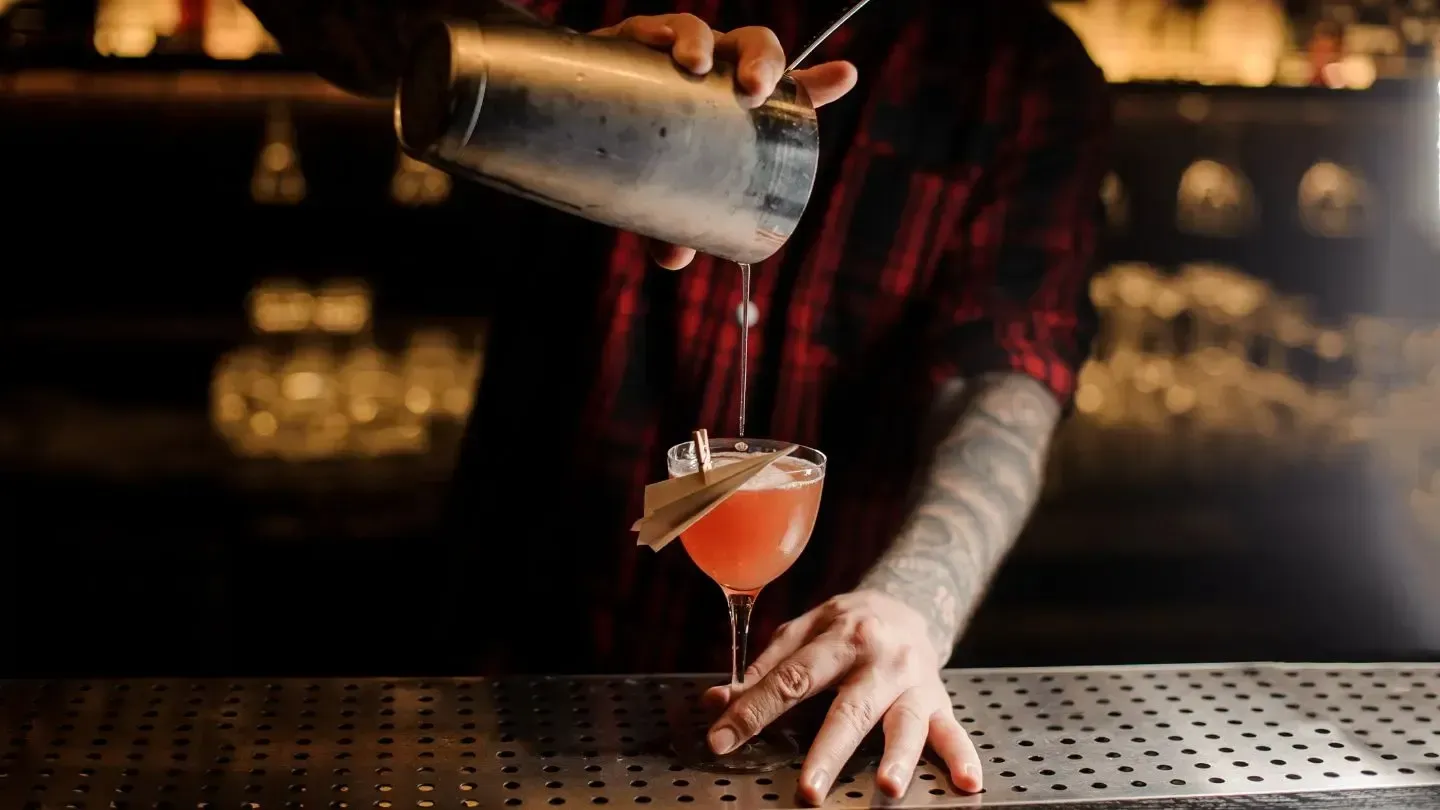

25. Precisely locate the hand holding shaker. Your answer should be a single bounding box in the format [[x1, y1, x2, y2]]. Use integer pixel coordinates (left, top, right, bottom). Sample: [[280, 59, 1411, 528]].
[[393, 19, 821, 265]]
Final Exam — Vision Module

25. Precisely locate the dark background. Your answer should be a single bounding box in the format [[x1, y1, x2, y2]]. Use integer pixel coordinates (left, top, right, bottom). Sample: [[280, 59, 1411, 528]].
[[3, 0, 1440, 677]]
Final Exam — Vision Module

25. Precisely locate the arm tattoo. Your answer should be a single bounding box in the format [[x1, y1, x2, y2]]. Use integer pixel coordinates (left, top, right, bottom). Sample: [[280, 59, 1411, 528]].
[[858, 372, 1061, 660], [240, 0, 544, 97]]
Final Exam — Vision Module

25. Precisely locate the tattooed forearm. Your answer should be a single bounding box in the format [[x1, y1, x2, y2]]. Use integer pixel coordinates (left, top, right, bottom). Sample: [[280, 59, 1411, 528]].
[[241, 0, 544, 97], [858, 372, 1062, 659]]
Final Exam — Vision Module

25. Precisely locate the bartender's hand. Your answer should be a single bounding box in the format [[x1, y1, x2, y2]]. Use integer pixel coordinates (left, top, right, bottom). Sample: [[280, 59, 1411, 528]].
[[591, 14, 858, 270], [703, 590, 982, 806]]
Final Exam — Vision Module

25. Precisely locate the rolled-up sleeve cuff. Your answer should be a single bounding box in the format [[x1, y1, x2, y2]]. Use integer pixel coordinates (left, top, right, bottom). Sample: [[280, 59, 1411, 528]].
[[937, 306, 1096, 407]]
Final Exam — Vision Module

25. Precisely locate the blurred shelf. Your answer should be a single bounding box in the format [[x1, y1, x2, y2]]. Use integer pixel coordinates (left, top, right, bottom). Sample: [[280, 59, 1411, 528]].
[[1, 66, 1432, 111], [1019, 508, 1248, 558], [1112, 80, 1433, 126], [2, 314, 484, 341], [0, 67, 380, 106]]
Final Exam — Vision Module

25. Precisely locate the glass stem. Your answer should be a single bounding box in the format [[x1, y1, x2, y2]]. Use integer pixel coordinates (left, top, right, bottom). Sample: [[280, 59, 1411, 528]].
[[726, 590, 758, 686]]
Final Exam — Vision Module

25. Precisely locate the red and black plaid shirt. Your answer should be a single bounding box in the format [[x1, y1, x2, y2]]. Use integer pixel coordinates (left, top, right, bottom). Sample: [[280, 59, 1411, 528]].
[[443, 0, 1112, 674]]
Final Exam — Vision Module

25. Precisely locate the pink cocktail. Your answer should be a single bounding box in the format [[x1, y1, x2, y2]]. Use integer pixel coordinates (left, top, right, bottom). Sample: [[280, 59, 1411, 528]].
[[666, 438, 827, 772], [677, 453, 823, 592]]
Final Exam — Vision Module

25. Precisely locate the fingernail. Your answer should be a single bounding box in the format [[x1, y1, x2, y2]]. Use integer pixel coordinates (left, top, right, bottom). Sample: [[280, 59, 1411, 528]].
[[756, 62, 778, 92], [882, 764, 910, 789], [708, 727, 737, 755], [805, 769, 830, 796], [681, 48, 711, 74], [743, 61, 776, 96], [961, 763, 982, 792]]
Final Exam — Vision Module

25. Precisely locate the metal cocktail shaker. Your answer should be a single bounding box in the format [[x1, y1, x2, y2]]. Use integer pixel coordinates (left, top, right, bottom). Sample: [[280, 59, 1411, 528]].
[[394, 20, 820, 265]]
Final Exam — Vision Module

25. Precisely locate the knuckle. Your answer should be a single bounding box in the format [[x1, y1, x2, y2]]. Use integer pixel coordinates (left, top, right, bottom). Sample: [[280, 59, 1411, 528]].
[[890, 643, 926, 673], [614, 17, 649, 37], [850, 616, 885, 651], [830, 616, 861, 648], [889, 700, 929, 729], [737, 25, 780, 44], [831, 697, 877, 736], [770, 661, 812, 701], [733, 699, 768, 735], [942, 709, 967, 731]]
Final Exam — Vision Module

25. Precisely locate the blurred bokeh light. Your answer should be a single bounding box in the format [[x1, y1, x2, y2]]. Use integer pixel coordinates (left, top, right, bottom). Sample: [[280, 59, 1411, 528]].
[[4, 0, 1440, 673], [215, 279, 482, 461]]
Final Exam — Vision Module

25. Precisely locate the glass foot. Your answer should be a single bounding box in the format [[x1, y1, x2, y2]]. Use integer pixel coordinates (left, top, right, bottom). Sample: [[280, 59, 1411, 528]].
[[670, 729, 799, 774]]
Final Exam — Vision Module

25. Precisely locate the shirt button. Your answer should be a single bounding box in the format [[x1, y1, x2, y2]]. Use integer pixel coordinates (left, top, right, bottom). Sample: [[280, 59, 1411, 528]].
[[736, 300, 760, 328]]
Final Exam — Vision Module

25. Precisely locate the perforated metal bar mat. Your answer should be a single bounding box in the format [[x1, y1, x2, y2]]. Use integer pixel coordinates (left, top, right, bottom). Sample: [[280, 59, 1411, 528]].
[[2, 664, 1439, 809]]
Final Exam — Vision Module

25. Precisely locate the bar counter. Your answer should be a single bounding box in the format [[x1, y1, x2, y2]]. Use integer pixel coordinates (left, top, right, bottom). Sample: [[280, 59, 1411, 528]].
[[3, 664, 1438, 808]]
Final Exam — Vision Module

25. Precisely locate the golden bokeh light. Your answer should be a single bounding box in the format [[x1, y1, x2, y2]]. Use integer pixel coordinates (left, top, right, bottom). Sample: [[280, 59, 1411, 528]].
[[1177, 160, 1258, 238], [1315, 330, 1347, 361], [202, 0, 278, 60], [247, 279, 373, 335], [1299, 162, 1373, 238], [214, 280, 484, 461], [93, 0, 172, 58], [1045, 0, 1415, 89], [313, 280, 373, 335], [214, 266, 1440, 537], [85, 1, 1427, 92], [392, 151, 453, 207], [1071, 259, 1440, 541], [252, 103, 306, 206], [248, 279, 313, 334]]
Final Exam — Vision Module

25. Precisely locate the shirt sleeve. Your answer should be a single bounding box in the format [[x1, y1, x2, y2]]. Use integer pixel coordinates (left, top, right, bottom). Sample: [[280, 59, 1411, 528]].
[[932, 11, 1113, 407]]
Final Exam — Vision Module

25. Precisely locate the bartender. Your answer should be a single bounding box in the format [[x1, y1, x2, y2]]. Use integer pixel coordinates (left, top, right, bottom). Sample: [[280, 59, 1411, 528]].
[[239, 0, 1112, 803]]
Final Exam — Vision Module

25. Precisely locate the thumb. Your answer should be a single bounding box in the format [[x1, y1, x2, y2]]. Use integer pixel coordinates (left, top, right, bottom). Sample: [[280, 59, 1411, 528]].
[[788, 60, 858, 108]]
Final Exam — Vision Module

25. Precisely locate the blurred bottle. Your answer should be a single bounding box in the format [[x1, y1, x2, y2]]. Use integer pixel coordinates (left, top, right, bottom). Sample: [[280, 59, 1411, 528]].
[[312, 279, 372, 336], [252, 102, 306, 205], [203, 0, 276, 60], [248, 278, 313, 335], [1307, 19, 1346, 84], [160, 0, 204, 53], [92, 0, 176, 58], [211, 346, 281, 457], [401, 330, 461, 421], [1297, 161, 1374, 237], [1177, 159, 1258, 238], [1199, 0, 1287, 86], [391, 150, 452, 207], [339, 345, 401, 430], [274, 342, 343, 460]]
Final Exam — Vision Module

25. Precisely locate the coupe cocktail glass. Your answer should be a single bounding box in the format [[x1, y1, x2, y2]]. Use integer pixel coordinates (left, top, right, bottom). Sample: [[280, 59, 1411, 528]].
[[665, 437, 826, 772]]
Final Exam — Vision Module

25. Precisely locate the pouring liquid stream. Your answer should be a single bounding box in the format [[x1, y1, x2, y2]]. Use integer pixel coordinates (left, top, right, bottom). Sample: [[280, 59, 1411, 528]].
[[737, 262, 751, 437], [724, 0, 872, 438], [729, 0, 874, 438]]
